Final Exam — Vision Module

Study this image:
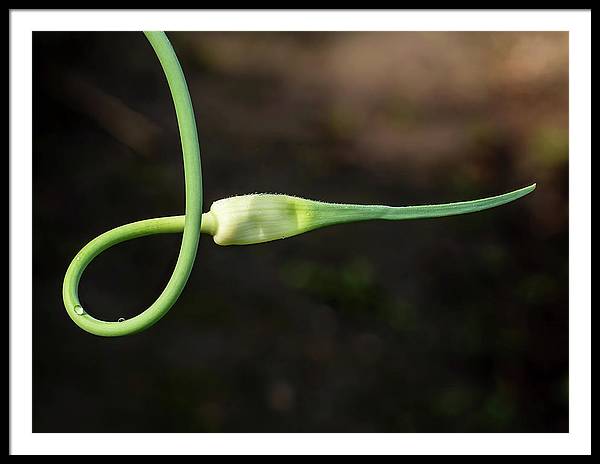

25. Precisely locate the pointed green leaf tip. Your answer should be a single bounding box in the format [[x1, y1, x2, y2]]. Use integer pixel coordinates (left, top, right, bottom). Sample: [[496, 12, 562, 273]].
[[201, 183, 536, 246]]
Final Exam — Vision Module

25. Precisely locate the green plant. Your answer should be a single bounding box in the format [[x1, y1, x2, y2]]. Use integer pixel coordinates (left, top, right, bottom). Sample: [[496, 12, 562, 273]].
[[62, 31, 536, 337]]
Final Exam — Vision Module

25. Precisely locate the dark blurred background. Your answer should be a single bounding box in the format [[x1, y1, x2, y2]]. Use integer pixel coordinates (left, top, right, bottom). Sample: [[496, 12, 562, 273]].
[[33, 32, 568, 432]]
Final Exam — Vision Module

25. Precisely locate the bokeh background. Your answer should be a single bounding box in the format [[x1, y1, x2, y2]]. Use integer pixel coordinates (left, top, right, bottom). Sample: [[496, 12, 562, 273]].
[[33, 32, 568, 432]]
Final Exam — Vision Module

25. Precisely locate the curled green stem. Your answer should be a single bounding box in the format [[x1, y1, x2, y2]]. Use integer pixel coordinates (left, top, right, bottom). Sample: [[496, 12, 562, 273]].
[[62, 31, 202, 337], [62, 31, 536, 337]]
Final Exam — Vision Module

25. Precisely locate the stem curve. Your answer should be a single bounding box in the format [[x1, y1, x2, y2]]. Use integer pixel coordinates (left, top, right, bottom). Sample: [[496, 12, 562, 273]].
[[62, 31, 202, 336]]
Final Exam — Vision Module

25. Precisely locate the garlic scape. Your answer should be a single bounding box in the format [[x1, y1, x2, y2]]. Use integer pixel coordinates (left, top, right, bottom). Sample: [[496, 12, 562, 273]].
[[63, 31, 537, 337], [202, 184, 536, 246]]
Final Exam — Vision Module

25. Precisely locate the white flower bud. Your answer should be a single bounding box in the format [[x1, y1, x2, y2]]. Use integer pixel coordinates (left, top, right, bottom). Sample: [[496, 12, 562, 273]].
[[201, 184, 536, 246], [203, 194, 321, 246]]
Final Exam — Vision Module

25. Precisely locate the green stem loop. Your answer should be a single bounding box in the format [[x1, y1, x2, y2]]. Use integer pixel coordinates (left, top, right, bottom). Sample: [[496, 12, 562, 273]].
[[62, 32, 203, 336]]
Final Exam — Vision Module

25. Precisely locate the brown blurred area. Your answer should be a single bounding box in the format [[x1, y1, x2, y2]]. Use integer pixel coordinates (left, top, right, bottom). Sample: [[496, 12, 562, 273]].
[[33, 32, 568, 432]]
